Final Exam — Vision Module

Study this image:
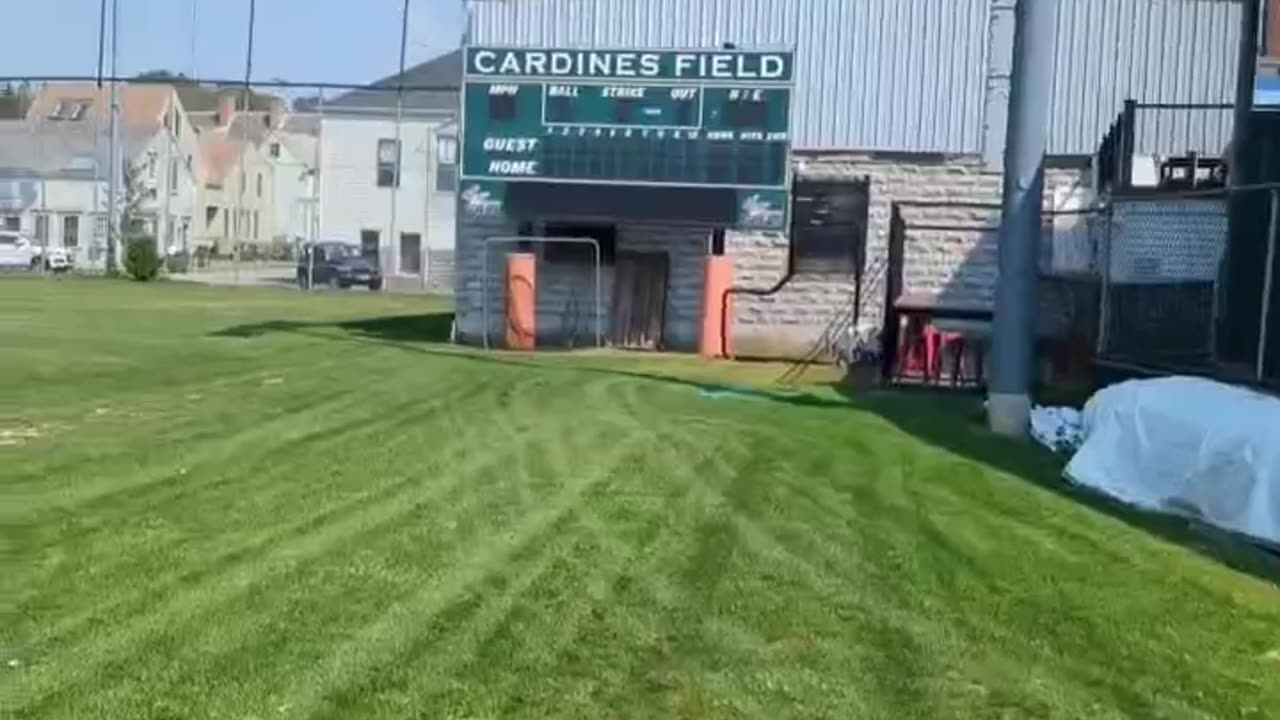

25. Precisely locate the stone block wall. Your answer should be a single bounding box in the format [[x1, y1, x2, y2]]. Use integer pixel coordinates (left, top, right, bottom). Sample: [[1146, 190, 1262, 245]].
[[452, 213, 709, 350], [728, 152, 1092, 358]]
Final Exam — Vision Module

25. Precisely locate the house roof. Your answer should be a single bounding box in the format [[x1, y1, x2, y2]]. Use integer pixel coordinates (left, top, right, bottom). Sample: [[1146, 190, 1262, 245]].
[[0, 120, 151, 178], [26, 83, 178, 132], [325, 49, 460, 115]]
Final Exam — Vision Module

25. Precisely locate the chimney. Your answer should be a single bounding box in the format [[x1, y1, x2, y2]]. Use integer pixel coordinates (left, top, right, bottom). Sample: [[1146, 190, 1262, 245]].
[[1268, 0, 1280, 57], [216, 94, 236, 127]]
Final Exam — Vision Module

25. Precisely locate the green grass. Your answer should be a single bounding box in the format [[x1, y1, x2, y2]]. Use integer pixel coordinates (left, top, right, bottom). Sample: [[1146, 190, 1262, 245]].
[[2, 277, 1278, 720]]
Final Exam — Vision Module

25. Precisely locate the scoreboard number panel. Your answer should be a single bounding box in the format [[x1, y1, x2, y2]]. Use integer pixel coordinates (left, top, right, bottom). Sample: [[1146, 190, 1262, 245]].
[[462, 47, 795, 192]]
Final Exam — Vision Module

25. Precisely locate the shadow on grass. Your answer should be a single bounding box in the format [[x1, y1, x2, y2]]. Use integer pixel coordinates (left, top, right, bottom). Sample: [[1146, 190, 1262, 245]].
[[212, 312, 1280, 586], [838, 384, 1280, 586]]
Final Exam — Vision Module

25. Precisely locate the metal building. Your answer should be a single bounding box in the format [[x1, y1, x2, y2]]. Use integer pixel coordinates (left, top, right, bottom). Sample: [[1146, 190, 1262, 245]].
[[469, 0, 1244, 160]]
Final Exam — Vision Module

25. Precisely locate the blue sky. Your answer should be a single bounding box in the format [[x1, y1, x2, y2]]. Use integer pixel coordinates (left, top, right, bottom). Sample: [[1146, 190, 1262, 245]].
[[2, 0, 465, 86]]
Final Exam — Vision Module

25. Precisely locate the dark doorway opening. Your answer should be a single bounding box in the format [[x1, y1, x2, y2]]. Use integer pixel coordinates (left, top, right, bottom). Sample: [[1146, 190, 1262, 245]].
[[612, 251, 669, 350]]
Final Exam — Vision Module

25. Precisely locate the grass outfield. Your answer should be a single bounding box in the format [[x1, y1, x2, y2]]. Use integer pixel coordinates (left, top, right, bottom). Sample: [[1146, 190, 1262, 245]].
[[2, 277, 1278, 719]]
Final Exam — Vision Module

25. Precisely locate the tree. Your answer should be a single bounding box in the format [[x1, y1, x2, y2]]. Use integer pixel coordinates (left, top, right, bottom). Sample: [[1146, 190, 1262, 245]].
[[104, 160, 151, 275], [0, 81, 33, 120]]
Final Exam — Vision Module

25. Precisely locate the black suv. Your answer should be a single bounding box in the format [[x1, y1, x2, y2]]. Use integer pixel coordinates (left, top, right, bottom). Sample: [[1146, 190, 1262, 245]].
[[297, 242, 383, 291]]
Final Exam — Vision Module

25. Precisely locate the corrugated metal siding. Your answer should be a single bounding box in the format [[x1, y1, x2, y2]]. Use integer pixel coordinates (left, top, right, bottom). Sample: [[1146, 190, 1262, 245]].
[[468, 0, 990, 153], [468, 0, 1243, 156], [1048, 0, 1240, 156]]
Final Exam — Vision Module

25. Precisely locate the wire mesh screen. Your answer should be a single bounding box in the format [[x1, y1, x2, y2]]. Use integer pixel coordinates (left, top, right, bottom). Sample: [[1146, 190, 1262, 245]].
[[1098, 197, 1229, 365], [2, 0, 463, 292]]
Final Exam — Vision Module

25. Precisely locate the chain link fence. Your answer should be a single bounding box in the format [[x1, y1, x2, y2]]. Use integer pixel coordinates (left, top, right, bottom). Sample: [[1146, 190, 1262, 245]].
[[1095, 185, 1280, 385], [0, 78, 459, 294], [2, 0, 461, 294]]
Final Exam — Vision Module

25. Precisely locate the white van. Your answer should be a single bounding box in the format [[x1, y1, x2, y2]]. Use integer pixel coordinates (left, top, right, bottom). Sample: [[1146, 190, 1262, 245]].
[[0, 231, 39, 270]]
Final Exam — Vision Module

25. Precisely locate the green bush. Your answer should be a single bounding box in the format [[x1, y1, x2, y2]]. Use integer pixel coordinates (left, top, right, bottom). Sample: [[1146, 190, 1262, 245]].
[[123, 236, 162, 282]]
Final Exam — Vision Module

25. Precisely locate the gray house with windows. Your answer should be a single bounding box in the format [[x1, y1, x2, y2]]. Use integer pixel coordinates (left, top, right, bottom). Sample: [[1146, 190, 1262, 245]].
[[318, 50, 461, 291]]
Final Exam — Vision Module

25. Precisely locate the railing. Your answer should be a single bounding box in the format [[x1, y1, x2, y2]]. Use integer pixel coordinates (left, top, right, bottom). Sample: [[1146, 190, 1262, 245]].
[[1095, 99, 1233, 195]]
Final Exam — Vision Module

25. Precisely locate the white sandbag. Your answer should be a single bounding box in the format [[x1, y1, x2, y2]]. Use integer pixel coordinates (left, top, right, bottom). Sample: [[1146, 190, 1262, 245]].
[[1064, 376, 1280, 546]]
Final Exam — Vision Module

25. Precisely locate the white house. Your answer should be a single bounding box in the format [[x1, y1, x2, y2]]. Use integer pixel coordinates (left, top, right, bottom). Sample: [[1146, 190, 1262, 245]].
[[317, 50, 460, 291], [0, 123, 108, 264], [268, 114, 320, 246], [12, 83, 202, 268]]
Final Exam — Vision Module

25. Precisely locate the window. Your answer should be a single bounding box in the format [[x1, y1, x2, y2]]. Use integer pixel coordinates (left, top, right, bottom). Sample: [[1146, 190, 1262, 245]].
[[270, 143, 281, 159], [94, 215, 107, 243], [240, 172, 246, 193], [147, 152, 157, 180], [1, 216, 18, 231], [360, 230, 381, 262], [256, 173, 262, 198], [791, 180, 870, 274], [223, 211, 229, 238], [63, 216, 80, 248], [542, 223, 617, 265], [49, 99, 90, 121], [436, 136, 458, 193], [488, 94, 517, 121], [253, 211, 259, 241], [169, 158, 179, 193], [35, 215, 48, 244], [399, 233, 422, 274], [205, 205, 218, 228], [376, 139, 400, 188]]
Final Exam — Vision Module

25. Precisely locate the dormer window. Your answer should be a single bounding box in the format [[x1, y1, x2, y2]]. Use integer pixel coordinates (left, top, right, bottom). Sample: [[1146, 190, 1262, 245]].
[[50, 100, 91, 121]]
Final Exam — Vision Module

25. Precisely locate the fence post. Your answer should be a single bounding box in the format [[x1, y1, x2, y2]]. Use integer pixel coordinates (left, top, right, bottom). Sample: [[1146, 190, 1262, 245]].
[[1120, 100, 1138, 191], [1257, 189, 1279, 381], [1096, 201, 1114, 357]]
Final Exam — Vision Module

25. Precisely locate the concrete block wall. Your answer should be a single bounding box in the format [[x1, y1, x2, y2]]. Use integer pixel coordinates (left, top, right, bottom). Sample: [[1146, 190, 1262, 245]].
[[453, 216, 708, 349]]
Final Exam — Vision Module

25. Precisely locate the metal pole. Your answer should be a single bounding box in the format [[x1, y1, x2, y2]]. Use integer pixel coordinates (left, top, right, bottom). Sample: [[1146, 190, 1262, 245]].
[[1096, 202, 1115, 357], [1257, 189, 1279, 380], [96, 0, 108, 88], [309, 89, 323, 292], [988, 0, 1060, 437], [1231, 0, 1262, 182], [190, 0, 199, 81], [387, 0, 410, 280], [235, 0, 256, 286], [105, 0, 121, 274]]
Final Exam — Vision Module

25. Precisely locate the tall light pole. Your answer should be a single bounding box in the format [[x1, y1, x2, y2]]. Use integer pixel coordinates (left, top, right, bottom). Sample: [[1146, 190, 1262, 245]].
[[234, 0, 257, 285], [987, 0, 1060, 437], [105, 0, 121, 273]]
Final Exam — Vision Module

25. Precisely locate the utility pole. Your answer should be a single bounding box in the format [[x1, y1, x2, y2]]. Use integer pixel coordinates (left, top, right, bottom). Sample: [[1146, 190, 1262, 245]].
[[387, 0, 411, 280], [105, 0, 122, 274], [988, 0, 1060, 437], [235, 0, 257, 286], [1231, 0, 1262, 180]]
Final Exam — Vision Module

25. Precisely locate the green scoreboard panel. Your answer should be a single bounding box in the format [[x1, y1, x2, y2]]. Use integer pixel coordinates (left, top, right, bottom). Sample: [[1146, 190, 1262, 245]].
[[462, 48, 795, 192]]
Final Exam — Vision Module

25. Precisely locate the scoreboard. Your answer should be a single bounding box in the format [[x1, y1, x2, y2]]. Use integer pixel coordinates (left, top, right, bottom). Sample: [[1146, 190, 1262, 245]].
[[461, 48, 795, 193]]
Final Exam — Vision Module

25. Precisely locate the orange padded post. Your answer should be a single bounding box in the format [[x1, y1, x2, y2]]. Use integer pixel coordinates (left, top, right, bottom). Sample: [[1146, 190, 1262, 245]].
[[700, 255, 735, 358], [505, 253, 536, 350]]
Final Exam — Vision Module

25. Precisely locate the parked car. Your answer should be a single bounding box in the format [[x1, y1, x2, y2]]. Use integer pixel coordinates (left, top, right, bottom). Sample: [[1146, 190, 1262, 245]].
[[297, 242, 383, 291], [0, 231, 39, 270], [0, 232, 74, 272]]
